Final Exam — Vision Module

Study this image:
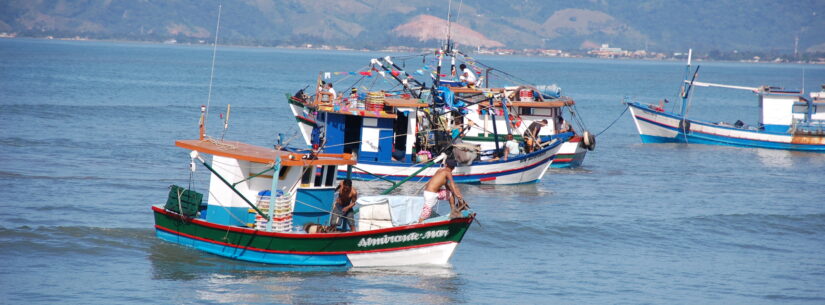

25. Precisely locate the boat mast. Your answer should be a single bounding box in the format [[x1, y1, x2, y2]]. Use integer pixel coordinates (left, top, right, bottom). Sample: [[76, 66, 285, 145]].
[[436, 0, 454, 87], [679, 49, 692, 116]]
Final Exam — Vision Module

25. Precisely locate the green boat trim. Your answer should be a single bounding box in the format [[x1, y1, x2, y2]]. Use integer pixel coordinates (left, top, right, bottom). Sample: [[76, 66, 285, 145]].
[[153, 205, 474, 254]]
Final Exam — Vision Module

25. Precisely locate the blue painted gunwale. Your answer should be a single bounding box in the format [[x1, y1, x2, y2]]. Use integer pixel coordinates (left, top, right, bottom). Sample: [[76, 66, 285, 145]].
[[340, 137, 565, 183]]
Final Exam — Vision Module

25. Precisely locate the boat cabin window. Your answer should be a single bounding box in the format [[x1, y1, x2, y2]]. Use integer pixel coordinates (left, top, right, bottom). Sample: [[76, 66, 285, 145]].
[[301, 166, 312, 186], [324, 165, 336, 186], [793, 104, 807, 114], [519, 108, 533, 115], [313, 165, 324, 187], [302, 165, 338, 188], [278, 166, 290, 180]]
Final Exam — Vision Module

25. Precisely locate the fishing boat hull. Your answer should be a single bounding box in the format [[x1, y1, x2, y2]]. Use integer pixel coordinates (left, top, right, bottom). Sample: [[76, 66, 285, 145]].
[[550, 137, 587, 168], [462, 133, 586, 169], [152, 206, 474, 267], [287, 95, 317, 146], [628, 102, 825, 151], [341, 139, 561, 184]]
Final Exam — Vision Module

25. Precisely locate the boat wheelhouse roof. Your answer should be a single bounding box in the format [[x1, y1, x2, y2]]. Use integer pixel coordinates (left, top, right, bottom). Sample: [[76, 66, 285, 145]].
[[176, 139, 355, 166]]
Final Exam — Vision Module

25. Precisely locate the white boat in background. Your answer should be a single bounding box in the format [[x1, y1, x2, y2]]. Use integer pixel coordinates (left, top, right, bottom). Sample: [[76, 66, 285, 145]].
[[454, 88, 594, 168], [627, 49, 825, 152]]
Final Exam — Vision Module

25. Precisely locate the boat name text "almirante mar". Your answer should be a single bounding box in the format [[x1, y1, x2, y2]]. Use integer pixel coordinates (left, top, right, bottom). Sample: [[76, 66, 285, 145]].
[[357, 229, 449, 247]]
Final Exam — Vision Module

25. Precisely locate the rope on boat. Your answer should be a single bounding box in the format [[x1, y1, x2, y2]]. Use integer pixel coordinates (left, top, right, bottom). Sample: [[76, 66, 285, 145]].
[[320, 129, 432, 149], [358, 154, 446, 184], [205, 136, 238, 150], [203, 4, 222, 138], [594, 104, 630, 137]]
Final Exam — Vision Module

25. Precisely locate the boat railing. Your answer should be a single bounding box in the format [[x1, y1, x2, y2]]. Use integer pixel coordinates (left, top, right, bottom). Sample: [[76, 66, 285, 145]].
[[791, 118, 825, 135]]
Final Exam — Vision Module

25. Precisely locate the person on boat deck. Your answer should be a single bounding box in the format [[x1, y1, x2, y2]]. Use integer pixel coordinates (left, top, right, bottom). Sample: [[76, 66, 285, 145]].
[[523, 119, 548, 153], [459, 64, 477, 88], [331, 179, 357, 232], [556, 116, 572, 133], [418, 159, 464, 223], [503, 134, 520, 160], [325, 82, 337, 100], [451, 119, 471, 141], [348, 87, 359, 108]]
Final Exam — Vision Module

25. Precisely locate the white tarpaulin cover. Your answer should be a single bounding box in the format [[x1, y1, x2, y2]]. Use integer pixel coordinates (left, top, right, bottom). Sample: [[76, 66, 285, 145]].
[[356, 195, 424, 227]]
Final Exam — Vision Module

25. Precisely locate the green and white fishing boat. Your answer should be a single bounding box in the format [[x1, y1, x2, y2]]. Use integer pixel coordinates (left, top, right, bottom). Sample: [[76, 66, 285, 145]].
[[152, 108, 475, 267]]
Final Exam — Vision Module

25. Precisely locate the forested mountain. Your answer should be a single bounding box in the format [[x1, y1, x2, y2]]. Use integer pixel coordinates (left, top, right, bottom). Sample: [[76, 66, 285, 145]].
[[1, 0, 823, 53]]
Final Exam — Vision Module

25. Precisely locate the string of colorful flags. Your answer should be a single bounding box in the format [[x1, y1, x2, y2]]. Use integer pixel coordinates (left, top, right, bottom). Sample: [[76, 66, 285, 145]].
[[321, 55, 483, 80]]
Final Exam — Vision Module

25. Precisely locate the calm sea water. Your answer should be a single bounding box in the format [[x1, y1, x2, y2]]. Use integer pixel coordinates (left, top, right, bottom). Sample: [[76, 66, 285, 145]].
[[1, 38, 825, 304]]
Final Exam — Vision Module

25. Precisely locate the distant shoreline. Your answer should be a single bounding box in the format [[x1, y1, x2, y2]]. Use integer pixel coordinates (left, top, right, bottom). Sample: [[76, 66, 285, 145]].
[[2, 36, 824, 65]]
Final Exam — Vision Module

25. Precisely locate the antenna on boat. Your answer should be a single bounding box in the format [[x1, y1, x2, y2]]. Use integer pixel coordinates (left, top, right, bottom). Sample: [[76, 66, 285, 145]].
[[220, 104, 231, 141], [444, 0, 453, 50], [204, 3, 223, 139], [452, 0, 464, 52]]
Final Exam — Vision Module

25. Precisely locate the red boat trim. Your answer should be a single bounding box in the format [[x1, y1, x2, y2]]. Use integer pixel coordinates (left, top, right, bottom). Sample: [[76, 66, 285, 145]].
[[154, 225, 457, 255], [152, 206, 472, 238], [295, 115, 317, 126]]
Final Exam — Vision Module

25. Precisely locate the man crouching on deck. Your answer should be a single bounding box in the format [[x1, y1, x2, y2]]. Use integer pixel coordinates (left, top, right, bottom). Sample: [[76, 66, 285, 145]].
[[418, 159, 464, 223]]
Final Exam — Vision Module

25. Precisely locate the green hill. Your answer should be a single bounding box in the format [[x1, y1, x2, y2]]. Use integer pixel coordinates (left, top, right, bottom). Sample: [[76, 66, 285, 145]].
[[1, 0, 823, 53]]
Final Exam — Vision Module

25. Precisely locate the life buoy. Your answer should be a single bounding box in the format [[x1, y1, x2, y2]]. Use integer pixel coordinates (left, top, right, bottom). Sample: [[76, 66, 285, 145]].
[[508, 114, 523, 128], [582, 130, 596, 151]]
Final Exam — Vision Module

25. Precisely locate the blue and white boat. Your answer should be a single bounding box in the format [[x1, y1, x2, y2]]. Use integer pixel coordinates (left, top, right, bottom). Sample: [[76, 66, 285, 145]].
[[286, 48, 572, 184], [287, 91, 566, 185], [627, 49, 825, 152]]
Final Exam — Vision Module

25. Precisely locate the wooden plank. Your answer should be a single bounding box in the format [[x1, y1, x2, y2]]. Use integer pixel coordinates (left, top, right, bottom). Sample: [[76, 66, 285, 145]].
[[476, 100, 575, 108], [384, 98, 429, 108], [176, 139, 356, 166], [449, 87, 505, 94]]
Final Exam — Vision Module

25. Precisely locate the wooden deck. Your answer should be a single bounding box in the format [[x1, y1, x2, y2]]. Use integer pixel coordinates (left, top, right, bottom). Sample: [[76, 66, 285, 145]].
[[176, 139, 355, 166]]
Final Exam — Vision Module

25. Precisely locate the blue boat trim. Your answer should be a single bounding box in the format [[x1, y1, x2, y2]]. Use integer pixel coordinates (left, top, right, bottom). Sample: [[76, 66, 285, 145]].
[[155, 227, 352, 266]]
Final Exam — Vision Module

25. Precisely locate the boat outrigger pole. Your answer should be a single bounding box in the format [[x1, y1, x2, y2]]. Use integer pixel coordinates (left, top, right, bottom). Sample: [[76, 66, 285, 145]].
[[381, 153, 446, 195], [489, 99, 501, 153], [266, 155, 281, 231]]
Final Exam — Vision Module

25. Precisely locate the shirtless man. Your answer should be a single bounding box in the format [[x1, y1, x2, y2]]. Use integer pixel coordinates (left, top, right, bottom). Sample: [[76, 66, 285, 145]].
[[331, 179, 357, 231], [523, 119, 548, 153], [418, 159, 464, 223]]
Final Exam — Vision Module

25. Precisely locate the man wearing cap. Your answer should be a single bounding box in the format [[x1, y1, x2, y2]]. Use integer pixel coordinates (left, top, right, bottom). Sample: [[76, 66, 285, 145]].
[[418, 159, 464, 223]]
